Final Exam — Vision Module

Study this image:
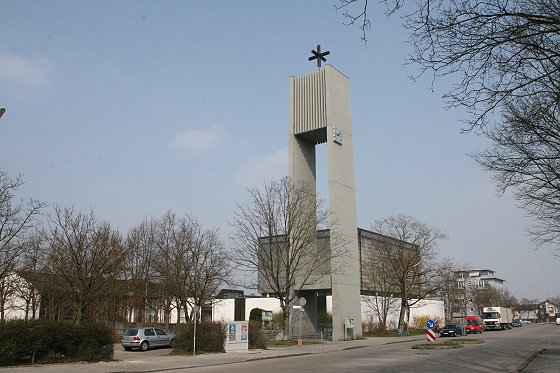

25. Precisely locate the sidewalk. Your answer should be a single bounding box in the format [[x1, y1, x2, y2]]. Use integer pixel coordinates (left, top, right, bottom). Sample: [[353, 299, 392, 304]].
[[0, 335, 427, 373], [519, 347, 560, 373]]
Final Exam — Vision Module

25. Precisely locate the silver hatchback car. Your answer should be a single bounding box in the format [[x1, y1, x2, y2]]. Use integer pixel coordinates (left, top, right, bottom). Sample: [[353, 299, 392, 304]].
[[121, 327, 175, 351]]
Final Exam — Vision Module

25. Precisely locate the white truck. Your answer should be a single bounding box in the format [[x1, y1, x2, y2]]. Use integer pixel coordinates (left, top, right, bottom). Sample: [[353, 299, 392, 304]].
[[482, 306, 512, 330]]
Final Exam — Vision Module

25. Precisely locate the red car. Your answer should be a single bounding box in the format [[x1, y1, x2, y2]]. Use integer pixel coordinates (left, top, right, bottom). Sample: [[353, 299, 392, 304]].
[[465, 316, 483, 334]]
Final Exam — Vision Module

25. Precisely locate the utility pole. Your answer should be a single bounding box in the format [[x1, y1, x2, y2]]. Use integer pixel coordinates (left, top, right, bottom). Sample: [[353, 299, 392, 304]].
[[193, 306, 200, 356]]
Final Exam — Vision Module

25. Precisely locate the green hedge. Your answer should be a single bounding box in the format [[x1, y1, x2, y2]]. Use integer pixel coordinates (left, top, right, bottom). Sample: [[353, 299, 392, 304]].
[[248, 320, 267, 349], [172, 322, 226, 353], [0, 320, 113, 366]]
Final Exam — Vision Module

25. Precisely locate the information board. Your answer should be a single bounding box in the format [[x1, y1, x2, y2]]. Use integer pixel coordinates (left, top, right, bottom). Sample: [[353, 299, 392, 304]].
[[224, 321, 249, 352]]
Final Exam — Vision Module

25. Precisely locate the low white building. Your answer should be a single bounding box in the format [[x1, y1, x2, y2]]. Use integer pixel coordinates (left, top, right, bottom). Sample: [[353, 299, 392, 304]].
[[360, 296, 444, 330], [0, 272, 40, 321], [208, 294, 444, 333]]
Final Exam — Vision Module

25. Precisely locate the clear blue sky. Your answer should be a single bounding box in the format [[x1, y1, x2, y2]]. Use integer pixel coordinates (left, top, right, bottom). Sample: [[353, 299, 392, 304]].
[[1, 0, 557, 301]]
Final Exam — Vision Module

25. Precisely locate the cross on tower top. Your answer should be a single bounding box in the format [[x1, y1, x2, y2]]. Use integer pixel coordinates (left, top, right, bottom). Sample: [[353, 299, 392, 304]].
[[308, 44, 330, 68]]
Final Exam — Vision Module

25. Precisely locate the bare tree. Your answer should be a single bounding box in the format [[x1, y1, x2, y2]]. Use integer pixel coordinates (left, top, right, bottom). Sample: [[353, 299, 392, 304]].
[[371, 214, 447, 330], [547, 296, 560, 307], [15, 228, 49, 320], [474, 96, 560, 248], [361, 234, 402, 329], [153, 211, 229, 323], [230, 177, 347, 338], [519, 297, 540, 307], [0, 171, 45, 280], [406, 0, 560, 248], [125, 218, 159, 323], [335, 0, 372, 45], [337, 0, 560, 248], [403, 0, 560, 129], [335, 0, 406, 45], [435, 259, 465, 321], [472, 285, 517, 312], [48, 206, 127, 323], [0, 273, 17, 320], [185, 227, 229, 313]]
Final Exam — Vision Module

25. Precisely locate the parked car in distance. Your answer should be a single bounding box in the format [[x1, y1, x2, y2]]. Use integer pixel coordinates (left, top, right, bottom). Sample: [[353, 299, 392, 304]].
[[512, 319, 522, 327], [556, 317, 560, 325], [464, 316, 483, 334], [440, 324, 463, 337], [121, 327, 175, 351]]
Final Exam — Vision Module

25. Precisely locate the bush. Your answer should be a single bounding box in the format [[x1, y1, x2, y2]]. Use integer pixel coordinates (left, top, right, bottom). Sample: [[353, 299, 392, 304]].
[[249, 308, 263, 321], [172, 322, 226, 353], [413, 315, 444, 330], [271, 311, 284, 324], [65, 323, 114, 361], [248, 321, 267, 349], [0, 320, 113, 366], [362, 320, 382, 333]]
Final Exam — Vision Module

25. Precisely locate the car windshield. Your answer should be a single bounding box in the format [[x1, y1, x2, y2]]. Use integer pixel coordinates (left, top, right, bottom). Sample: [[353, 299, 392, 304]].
[[444, 325, 456, 328], [123, 329, 138, 336], [483, 312, 500, 319], [466, 320, 478, 324]]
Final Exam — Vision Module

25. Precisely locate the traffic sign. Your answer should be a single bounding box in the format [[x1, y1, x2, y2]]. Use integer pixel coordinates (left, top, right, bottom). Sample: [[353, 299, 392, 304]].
[[426, 319, 435, 329], [427, 328, 436, 342]]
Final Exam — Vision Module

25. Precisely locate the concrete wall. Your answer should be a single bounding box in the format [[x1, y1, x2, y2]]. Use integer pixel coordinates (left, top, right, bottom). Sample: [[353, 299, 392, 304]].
[[359, 296, 445, 330], [289, 65, 362, 341], [212, 298, 282, 322], [212, 299, 236, 322]]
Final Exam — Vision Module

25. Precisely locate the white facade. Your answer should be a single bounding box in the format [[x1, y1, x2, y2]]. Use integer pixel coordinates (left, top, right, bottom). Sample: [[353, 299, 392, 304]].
[[456, 269, 505, 290], [360, 296, 445, 329], [1, 272, 40, 320], [209, 295, 444, 329], [211, 298, 283, 322]]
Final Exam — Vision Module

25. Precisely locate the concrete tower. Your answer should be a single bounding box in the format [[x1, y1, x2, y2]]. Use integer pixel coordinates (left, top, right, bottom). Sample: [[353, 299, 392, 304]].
[[288, 64, 362, 341]]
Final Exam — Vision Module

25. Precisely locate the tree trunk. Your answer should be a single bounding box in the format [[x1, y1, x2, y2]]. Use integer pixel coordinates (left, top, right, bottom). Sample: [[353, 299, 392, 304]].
[[398, 298, 407, 330], [282, 308, 290, 340]]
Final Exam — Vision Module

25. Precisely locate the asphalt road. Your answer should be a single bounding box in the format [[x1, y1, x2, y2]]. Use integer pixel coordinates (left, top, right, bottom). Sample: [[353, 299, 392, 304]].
[[3, 323, 558, 372], [188, 323, 560, 373]]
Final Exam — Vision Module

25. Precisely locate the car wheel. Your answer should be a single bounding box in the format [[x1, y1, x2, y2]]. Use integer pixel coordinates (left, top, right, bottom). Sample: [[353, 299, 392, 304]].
[[124, 347, 132, 351], [140, 341, 149, 352], [169, 338, 175, 348]]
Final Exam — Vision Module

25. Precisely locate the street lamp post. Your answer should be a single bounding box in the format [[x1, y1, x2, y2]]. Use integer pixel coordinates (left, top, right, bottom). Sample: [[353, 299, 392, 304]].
[[192, 306, 200, 356]]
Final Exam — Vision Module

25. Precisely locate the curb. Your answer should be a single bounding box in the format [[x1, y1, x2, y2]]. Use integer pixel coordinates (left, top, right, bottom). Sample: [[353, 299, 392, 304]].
[[412, 343, 463, 350], [515, 348, 546, 373]]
